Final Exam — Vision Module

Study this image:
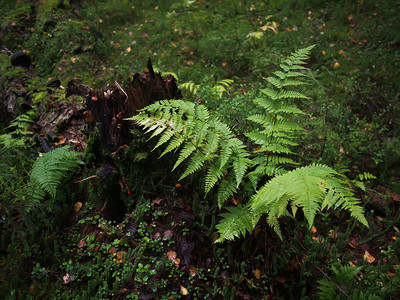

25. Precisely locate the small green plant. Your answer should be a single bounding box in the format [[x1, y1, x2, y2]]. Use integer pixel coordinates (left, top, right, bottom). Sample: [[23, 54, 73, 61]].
[[27, 145, 83, 206]]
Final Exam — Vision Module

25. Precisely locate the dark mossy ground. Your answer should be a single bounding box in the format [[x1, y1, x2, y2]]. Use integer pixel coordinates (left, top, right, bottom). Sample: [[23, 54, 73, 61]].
[[0, 1, 399, 299]]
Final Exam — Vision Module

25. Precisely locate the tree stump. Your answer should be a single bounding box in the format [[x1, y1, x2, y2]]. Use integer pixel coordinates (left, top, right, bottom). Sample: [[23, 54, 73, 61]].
[[66, 58, 182, 152]]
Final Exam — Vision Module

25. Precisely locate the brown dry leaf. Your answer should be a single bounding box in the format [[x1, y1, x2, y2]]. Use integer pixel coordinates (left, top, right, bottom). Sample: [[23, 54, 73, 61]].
[[211, 232, 219, 244], [55, 137, 66, 146], [347, 239, 358, 248], [253, 227, 261, 237], [363, 250, 376, 263], [78, 240, 85, 248], [162, 230, 173, 240], [109, 246, 116, 255], [387, 271, 396, 277], [74, 201, 82, 213], [348, 261, 356, 267], [252, 269, 261, 279], [180, 285, 188, 295], [62, 273, 75, 284], [188, 265, 198, 277], [116, 251, 126, 260], [275, 276, 286, 283], [0, 260, 6, 267], [166, 250, 180, 267], [29, 284, 34, 293], [391, 193, 400, 202], [152, 198, 163, 205]]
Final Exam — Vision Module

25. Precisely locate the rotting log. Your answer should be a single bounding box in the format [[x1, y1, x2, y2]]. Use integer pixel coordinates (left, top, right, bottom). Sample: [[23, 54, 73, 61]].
[[66, 58, 182, 152]]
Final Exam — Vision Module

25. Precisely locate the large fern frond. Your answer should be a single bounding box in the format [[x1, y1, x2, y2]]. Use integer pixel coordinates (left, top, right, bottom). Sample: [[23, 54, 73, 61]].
[[127, 100, 251, 206], [245, 45, 313, 183], [217, 164, 368, 241], [29, 146, 83, 201]]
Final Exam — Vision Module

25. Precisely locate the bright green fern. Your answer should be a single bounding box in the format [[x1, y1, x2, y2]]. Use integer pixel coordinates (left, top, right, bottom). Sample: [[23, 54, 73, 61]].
[[129, 46, 369, 242], [246, 46, 311, 188], [28, 145, 83, 204], [128, 100, 251, 207]]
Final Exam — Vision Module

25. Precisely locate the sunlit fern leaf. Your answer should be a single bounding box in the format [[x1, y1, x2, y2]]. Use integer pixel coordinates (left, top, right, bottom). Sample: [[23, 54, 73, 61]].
[[29, 146, 82, 201], [160, 135, 185, 157], [173, 143, 196, 170], [128, 100, 250, 203]]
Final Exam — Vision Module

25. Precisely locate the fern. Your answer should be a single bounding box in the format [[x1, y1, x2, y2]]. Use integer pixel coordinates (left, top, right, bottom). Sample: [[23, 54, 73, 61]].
[[28, 146, 83, 203], [316, 264, 362, 300], [216, 164, 368, 241], [245, 46, 313, 188], [129, 46, 369, 243], [127, 100, 251, 206], [179, 79, 234, 98]]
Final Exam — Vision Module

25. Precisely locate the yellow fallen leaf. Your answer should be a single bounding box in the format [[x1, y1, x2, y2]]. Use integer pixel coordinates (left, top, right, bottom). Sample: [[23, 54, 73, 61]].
[[322, 50, 326, 55], [363, 250, 375, 263], [74, 202, 82, 213], [311, 226, 317, 234], [329, 229, 338, 239], [180, 285, 188, 295], [348, 261, 356, 267], [252, 269, 261, 279]]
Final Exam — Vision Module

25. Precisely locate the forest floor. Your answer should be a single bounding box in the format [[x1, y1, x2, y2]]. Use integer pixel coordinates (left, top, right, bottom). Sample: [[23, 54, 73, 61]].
[[1, 1, 400, 299]]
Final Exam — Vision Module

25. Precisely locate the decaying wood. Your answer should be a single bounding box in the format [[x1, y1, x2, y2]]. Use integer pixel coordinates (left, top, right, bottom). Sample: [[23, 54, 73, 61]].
[[66, 58, 182, 152]]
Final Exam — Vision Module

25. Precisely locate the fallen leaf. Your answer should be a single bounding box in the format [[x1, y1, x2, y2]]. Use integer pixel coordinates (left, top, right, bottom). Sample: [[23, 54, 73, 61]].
[[0, 261, 6, 267], [78, 240, 85, 248], [329, 229, 338, 239], [188, 265, 198, 277], [322, 50, 326, 55], [348, 261, 356, 267], [391, 193, 400, 202], [211, 232, 219, 244], [163, 230, 173, 240], [252, 269, 261, 279], [55, 137, 66, 146], [109, 246, 116, 255], [74, 201, 82, 213], [152, 198, 163, 205], [62, 273, 75, 284], [311, 226, 317, 234], [275, 276, 286, 283], [347, 238, 358, 248], [116, 251, 126, 260], [387, 271, 396, 277], [363, 250, 375, 263], [180, 285, 188, 295], [166, 251, 180, 267]]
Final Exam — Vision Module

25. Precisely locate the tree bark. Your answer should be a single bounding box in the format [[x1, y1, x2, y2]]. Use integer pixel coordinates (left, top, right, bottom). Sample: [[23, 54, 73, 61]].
[[66, 58, 182, 152]]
